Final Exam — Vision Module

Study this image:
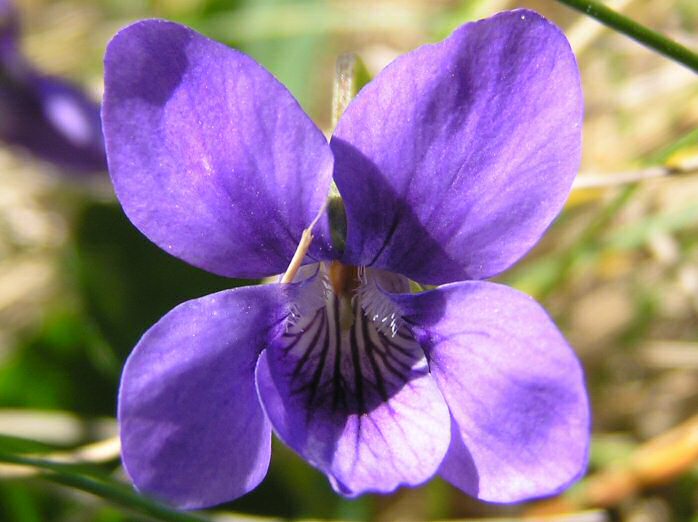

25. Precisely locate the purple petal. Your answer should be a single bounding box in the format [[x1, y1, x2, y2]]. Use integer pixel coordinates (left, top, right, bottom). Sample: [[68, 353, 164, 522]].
[[0, 0, 18, 57], [0, 70, 107, 172], [103, 20, 335, 279], [119, 284, 291, 508], [255, 276, 450, 495], [0, 15, 105, 174], [332, 10, 582, 284], [392, 281, 589, 502]]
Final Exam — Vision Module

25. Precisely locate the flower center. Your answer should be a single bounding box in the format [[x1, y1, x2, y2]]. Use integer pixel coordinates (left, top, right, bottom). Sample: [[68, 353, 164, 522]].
[[328, 261, 359, 298], [275, 262, 427, 416]]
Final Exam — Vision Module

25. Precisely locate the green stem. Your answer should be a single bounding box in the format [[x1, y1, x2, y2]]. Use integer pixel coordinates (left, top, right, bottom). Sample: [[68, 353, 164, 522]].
[[554, 0, 698, 73], [0, 452, 210, 522], [45, 473, 210, 522]]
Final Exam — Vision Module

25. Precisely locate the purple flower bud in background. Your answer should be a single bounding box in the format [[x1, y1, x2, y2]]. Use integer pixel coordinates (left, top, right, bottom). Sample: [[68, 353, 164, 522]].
[[0, 0, 18, 58], [103, 10, 590, 509], [0, 0, 106, 173]]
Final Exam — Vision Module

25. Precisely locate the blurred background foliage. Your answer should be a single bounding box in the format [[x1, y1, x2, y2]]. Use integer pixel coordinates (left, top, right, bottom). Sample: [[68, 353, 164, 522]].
[[0, 0, 697, 521]]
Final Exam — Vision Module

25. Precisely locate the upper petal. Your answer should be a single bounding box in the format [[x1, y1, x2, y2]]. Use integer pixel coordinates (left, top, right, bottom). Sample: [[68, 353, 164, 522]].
[[392, 281, 589, 502], [332, 9, 582, 284], [118, 284, 291, 508], [103, 20, 335, 279]]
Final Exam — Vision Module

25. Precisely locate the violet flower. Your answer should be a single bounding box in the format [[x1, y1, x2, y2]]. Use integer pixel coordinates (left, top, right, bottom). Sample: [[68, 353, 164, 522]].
[[103, 10, 589, 509], [0, 0, 105, 172]]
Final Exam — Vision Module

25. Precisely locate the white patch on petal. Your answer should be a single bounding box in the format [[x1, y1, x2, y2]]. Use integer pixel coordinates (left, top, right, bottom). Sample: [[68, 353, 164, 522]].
[[286, 263, 330, 332], [356, 267, 405, 337]]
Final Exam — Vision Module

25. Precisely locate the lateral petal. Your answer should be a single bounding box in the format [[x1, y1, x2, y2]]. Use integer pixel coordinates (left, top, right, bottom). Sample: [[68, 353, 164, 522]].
[[393, 281, 590, 502], [118, 284, 290, 508]]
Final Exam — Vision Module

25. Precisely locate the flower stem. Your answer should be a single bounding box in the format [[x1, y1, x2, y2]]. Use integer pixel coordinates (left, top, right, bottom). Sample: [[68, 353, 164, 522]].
[[328, 54, 369, 253], [283, 53, 369, 272], [331, 53, 369, 128], [554, 0, 698, 73]]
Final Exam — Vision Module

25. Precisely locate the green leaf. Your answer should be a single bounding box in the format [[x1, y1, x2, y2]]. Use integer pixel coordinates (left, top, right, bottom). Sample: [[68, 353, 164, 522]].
[[0, 436, 57, 456]]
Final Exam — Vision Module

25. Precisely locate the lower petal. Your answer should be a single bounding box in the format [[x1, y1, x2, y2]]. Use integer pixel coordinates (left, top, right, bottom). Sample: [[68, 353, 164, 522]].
[[393, 281, 590, 502], [255, 286, 450, 495], [119, 284, 290, 509]]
